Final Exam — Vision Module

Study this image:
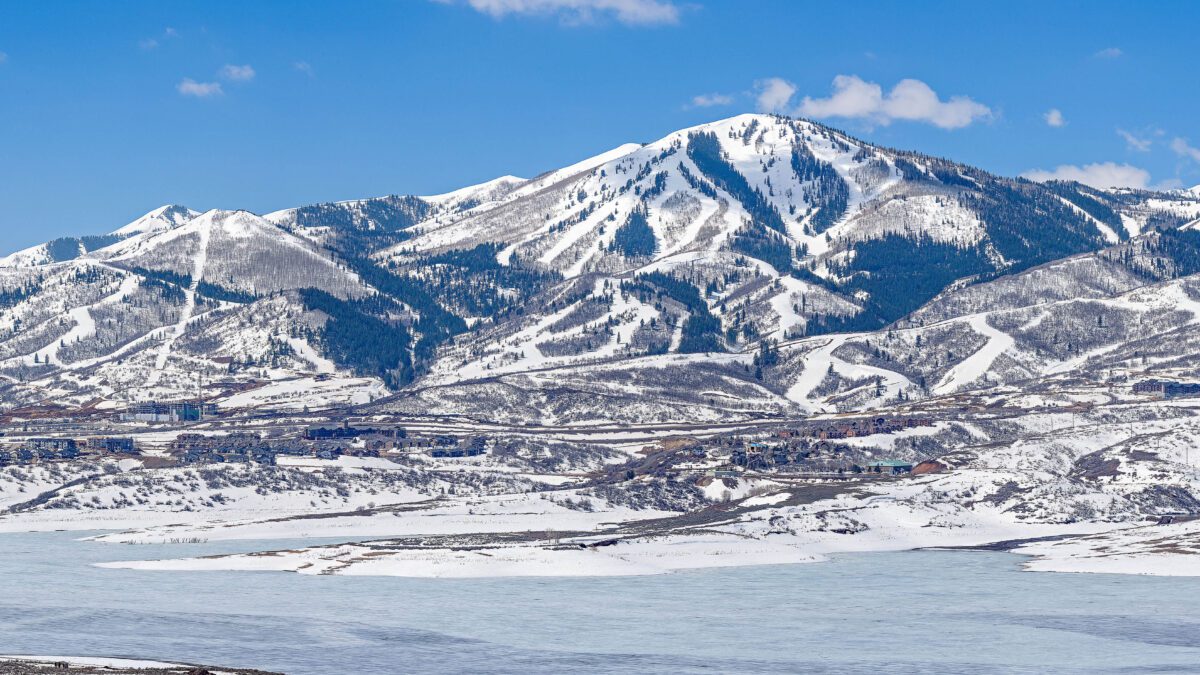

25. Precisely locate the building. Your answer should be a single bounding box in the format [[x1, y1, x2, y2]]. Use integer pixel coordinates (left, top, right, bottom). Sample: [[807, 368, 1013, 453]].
[[430, 446, 486, 458], [303, 425, 406, 441], [94, 437, 136, 454], [120, 401, 217, 423], [27, 438, 78, 453], [1133, 380, 1200, 398], [865, 460, 914, 475]]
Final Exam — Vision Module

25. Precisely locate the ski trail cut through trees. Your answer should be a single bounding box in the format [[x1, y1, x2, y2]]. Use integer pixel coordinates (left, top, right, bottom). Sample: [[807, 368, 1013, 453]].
[[934, 314, 1014, 394], [785, 336, 846, 412], [147, 224, 210, 386]]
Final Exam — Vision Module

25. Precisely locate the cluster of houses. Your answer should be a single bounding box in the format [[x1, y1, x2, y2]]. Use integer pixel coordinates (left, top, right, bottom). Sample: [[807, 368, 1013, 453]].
[[773, 416, 934, 441], [1133, 379, 1200, 398], [303, 424, 491, 457], [0, 436, 137, 466], [168, 426, 493, 465], [430, 436, 488, 458], [720, 441, 915, 475], [727, 441, 906, 472], [691, 416, 933, 475], [171, 432, 383, 465], [691, 422, 927, 476], [173, 433, 280, 465]]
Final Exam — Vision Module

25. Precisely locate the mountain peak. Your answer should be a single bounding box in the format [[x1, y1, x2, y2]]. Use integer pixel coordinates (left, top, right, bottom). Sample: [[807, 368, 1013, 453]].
[[111, 204, 199, 236], [421, 175, 527, 205]]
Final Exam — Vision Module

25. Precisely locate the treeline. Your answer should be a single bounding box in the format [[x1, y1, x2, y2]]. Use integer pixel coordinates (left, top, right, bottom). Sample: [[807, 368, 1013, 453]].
[[298, 288, 414, 388], [687, 131, 788, 234], [729, 224, 792, 273], [420, 243, 560, 318], [0, 279, 42, 309], [131, 266, 192, 288], [196, 281, 258, 304], [294, 195, 431, 257], [1043, 181, 1124, 238], [622, 271, 725, 353], [791, 145, 848, 233], [42, 234, 125, 263], [608, 206, 657, 258], [809, 235, 991, 334]]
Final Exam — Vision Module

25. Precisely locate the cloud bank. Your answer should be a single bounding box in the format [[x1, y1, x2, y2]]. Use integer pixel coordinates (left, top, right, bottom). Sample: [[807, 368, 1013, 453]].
[[177, 78, 223, 98], [690, 93, 734, 108], [219, 64, 256, 82], [1171, 138, 1200, 163], [1022, 162, 1150, 189], [440, 0, 681, 25], [756, 75, 992, 129], [754, 78, 797, 114]]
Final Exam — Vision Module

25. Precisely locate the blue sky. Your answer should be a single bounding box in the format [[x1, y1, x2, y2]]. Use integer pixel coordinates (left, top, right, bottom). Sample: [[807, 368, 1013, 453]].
[[0, 0, 1197, 251]]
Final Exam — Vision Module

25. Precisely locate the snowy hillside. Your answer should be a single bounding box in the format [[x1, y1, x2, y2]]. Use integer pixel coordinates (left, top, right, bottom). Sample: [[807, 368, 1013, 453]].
[[0, 207, 392, 409], [6, 114, 1200, 580], [2, 113, 1199, 417], [0, 205, 198, 268]]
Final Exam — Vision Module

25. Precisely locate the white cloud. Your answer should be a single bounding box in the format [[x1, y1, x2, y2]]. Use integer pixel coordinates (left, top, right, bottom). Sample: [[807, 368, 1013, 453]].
[[1043, 108, 1066, 127], [794, 75, 991, 129], [219, 64, 256, 82], [444, 0, 681, 25], [293, 61, 314, 77], [754, 77, 797, 114], [1117, 129, 1153, 152], [1171, 137, 1200, 163], [690, 93, 733, 108], [1021, 162, 1151, 189], [794, 74, 877, 118], [177, 78, 223, 98], [140, 27, 178, 51], [883, 79, 992, 128], [1094, 47, 1123, 59]]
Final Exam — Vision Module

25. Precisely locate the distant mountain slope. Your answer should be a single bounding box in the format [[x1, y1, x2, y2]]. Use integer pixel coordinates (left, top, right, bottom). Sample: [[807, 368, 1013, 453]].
[[2, 113, 1199, 417], [0, 205, 199, 268], [380, 114, 1198, 340]]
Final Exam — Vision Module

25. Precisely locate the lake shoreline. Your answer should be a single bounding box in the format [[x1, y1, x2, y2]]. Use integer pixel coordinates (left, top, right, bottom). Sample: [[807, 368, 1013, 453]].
[[5, 531, 1200, 674], [0, 656, 281, 675]]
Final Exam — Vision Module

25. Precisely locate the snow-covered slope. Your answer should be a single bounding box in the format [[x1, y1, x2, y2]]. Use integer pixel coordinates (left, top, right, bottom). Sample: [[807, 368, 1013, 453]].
[[0, 208, 390, 409], [0, 205, 199, 268], [109, 204, 199, 237], [101, 209, 371, 299], [3, 113, 1200, 418], [7, 116, 1200, 580]]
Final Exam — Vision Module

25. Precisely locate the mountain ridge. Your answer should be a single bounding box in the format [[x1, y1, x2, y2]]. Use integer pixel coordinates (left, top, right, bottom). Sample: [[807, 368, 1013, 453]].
[[2, 113, 1200, 418]]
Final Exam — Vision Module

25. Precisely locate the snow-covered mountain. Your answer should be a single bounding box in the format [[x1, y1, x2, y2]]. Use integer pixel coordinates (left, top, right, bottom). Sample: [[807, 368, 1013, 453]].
[[3, 113, 1200, 418], [0, 205, 198, 268], [0, 207, 389, 409], [10, 114, 1200, 580]]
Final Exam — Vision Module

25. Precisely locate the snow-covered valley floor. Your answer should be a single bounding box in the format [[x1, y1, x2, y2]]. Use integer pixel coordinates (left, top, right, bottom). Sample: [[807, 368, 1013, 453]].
[[4, 382, 1200, 579]]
